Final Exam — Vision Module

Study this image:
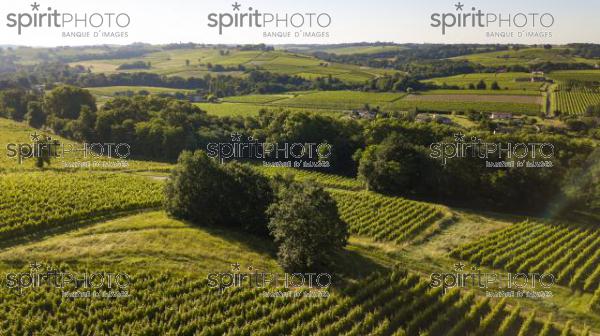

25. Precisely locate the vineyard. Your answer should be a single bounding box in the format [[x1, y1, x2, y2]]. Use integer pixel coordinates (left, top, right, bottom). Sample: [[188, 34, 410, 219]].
[[330, 189, 447, 244], [0, 266, 579, 335], [256, 166, 365, 191], [450, 220, 600, 311], [0, 171, 163, 241], [553, 90, 600, 115]]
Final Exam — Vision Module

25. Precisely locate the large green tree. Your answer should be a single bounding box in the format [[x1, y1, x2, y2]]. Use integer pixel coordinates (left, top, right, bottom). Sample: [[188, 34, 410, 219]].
[[44, 85, 96, 120], [267, 179, 348, 272], [164, 150, 273, 235]]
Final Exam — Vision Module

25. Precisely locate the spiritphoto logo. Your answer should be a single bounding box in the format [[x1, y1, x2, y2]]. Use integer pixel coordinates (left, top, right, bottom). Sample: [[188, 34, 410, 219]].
[[3, 262, 130, 298], [429, 132, 554, 167], [430, 2, 555, 37], [5, 2, 131, 37], [207, 2, 332, 38], [207, 263, 331, 298], [5, 132, 131, 168], [206, 133, 333, 168], [430, 262, 555, 299]]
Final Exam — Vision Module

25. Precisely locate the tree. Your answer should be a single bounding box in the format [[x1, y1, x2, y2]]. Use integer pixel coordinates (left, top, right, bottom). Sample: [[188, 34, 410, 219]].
[[25, 101, 46, 128], [491, 81, 500, 90], [222, 162, 273, 235], [44, 85, 96, 120], [267, 179, 348, 272], [185, 59, 190, 66], [358, 133, 427, 195], [476, 80, 487, 90], [34, 136, 58, 168], [72, 105, 96, 141], [164, 150, 273, 235], [0, 88, 30, 120], [164, 150, 229, 226]]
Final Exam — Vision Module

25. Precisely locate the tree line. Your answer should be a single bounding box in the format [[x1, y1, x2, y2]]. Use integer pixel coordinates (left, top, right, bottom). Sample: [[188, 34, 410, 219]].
[[0, 85, 597, 216]]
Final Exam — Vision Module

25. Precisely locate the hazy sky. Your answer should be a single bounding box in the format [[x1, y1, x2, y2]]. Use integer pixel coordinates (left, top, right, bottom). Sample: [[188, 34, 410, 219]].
[[0, 0, 598, 46]]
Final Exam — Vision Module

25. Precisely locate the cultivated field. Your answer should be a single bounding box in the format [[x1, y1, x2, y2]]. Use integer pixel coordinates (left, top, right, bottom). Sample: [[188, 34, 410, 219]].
[[451, 220, 600, 312], [332, 189, 448, 244], [70, 48, 391, 83], [86, 86, 195, 97], [452, 48, 598, 67], [422, 73, 547, 92], [548, 70, 600, 82], [0, 171, 163, 241], [206, 90, 542, 115], [0, 117, 597, 333], [551, 84, 600, 115]]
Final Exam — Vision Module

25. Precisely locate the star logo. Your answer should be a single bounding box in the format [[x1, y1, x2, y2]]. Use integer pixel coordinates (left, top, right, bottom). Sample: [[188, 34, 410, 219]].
[[30, 2, 40, 11], [232, 2, 241, 11], [454, 133, 465, 142], [30, 132, 40, 141], [454, 262, 465, 271], [30, 261, 42, 270], [455, 2, 464, 11], [230, 132, 242, 142], [231, 263, 240, 271]]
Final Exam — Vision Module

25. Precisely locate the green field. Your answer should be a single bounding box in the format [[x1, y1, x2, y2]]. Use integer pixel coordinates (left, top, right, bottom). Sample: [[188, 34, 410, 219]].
[[86, 86, 195, 97], [548, 70, 600, 82], [421, 89, 542, 96], [0, 166, 593, 333], [3, 43, 600, 334], [70, 48, 392, 83], [221, 94, 293, 104], [0, 221, 574, 335], [201, 89, 543, 116], [0, 118, 173, 172], [553, 91, 600, 115], [268, 90, 406, 110], [452, 48, 599, 67], [300, 45, 408, 55], [332, 189, 449, 244], [85, 83, 545, 118], [422, 73, 546, 92], [451, 219, 600, 314], [193, 102, 341, 118]]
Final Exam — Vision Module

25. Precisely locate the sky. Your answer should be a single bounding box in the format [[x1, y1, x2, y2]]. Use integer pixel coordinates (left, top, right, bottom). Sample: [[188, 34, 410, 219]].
[[0, 0, 598, 46]]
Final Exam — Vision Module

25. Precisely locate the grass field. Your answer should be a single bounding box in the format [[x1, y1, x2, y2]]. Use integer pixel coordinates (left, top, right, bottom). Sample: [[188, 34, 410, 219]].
[[422, 73, 546, 92], [299, 45, 408, 55], [200, 89, 543, 116], [86, 86, 195, 97], [548, 70, 600, 82], [0, 118, 173, 172], [70, 48, 392, 83], [268, 90, 406, 110], [452, 48, 599, 67]]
